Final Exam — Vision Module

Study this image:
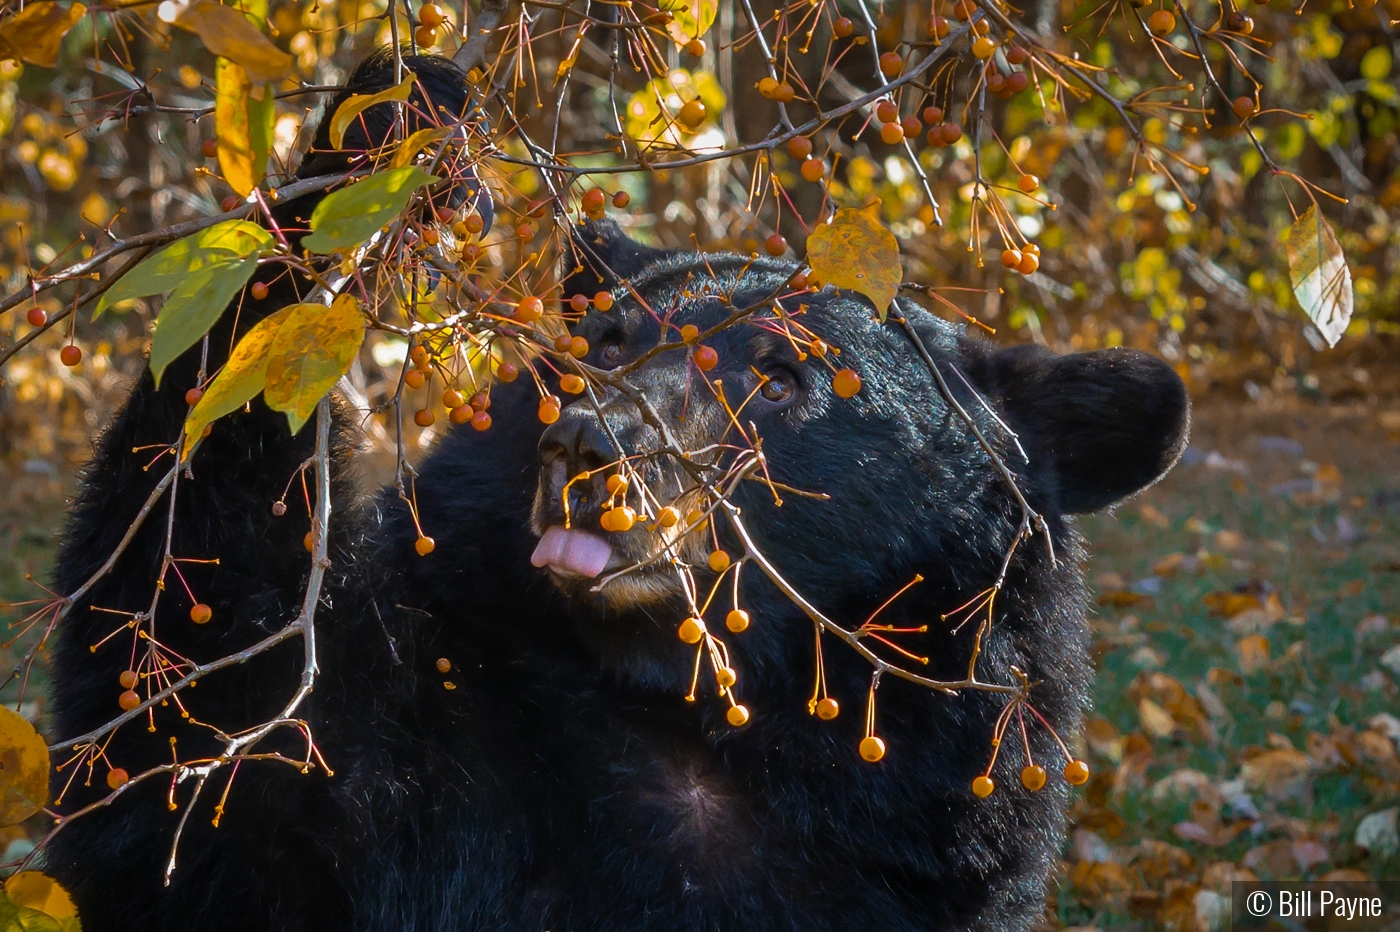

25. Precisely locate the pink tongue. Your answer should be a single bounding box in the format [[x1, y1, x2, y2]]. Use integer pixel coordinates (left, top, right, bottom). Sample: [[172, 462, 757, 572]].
[[530, 526, 613, 578]]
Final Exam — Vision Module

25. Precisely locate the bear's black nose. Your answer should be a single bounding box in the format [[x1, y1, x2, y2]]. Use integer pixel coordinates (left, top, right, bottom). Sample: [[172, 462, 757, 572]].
[[538, 409, 619, 478]]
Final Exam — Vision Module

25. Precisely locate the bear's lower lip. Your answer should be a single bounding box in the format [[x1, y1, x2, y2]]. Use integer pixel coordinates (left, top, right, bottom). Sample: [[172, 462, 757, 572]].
[[530, 526, 614, 578]]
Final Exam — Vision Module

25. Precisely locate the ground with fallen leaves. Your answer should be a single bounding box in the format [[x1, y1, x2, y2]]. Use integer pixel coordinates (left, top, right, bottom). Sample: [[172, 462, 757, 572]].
[[1, 396, 1397, 927]]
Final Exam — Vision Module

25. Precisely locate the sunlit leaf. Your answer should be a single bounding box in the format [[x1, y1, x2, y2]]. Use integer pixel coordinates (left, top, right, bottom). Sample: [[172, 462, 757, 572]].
[[149, 257, 259, 386], [0, 872, 80, 932], [172, 1, 291, 84], [0, 705, 49, 826], [302, 166, 436, 254], [806, 204, 903, 320], [391, 126, 452, 169], [181, 304, 298, 458], [215, 59, 275, 197], [659, 0, 716, 45], [263, 295, 364, 434], [95, 220, 270, 316], [0, 2, 86, 69], [329, 75, 415, 149], [1285, 204, 1352, 348]]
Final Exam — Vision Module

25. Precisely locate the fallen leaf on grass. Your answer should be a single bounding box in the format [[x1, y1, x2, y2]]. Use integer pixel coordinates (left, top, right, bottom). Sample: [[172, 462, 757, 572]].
[[1240, 748, 1312, 800], [1354, 807, 1398, 858], [1235, 633, 1270, 675]]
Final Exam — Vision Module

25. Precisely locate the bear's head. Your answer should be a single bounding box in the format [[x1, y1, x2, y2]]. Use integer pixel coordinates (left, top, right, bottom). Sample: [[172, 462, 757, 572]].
[[523, 221, 1188, 694]]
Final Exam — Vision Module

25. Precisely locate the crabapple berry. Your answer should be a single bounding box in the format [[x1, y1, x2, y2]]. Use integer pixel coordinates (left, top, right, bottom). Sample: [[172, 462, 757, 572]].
[[786, 135, 813, 159], [832, 368, 861, 398], [677, 617, 706, 644], [119, 670, 139, 690], [726, 705, 750, 726], [693, 345, 719, 371], [816, 697, 840, 720], [559, 374, 585, 394], [859, 736, 886, 762], [708, 550, 731, 573], [972, 775, 996, 797], [60, 345, 82, 367], [190, 603, 212, 624], [878, 51, 903, 77], [470, 410, 491, 431], [118, 690, 141, 711], [414, 408, 436, 427], [1064, 759, 1090, 784], [415, 536, 436, 556], [25, 307, 46, 327], [725, 609, 750, 632], [1021, 764, 1047, 791], [107, 768, 130, 789]]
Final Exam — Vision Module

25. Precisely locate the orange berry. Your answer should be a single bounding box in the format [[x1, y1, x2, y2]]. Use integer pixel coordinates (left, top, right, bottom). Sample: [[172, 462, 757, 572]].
[[581, 188, 606, 213], [678, 99, 707, 128], [971, 17, 991, 34], [788, 270, 809, 290], [772, 82, 796, 103], [559, 373, 585, 394], [1064, 759, 1090, 785], [901, 115, 922, 137], [972, 36, 997, 59], [1023, 243, 1041, 257], [442, 389, 466, 409], [1017, 251, 1040, 275], [470, 391, 490, 411], [786, 135, 813, 159], [952, 0, 976, 18], [726, 705, 750, 726], [859, 736, 886, 762], [201, 138, 218, 158], [941, 123, 964, 145], [415, 536, 436, 556], [832, 368, 861, 398], [1000, 248, 1023, 269], [708, 550, 731, 573], [657, 506, 681, 528], [514, 295, 544, 323], [972, 775, 996, 797], [880, 121, 904, 145], [413, 24, 438, 47], [25, 307, 46, 327], [538, 395, 561, 424], [725, 609, 750, 632], [816, 697, 840, 720], [470, 410, 492, 431], [928, 14, 950, 37], [878, 51, 903, 77], [60, 344, 82, 367], [185, 387, 204, 406], [304, 532, 314, 552], [679, 323, 700, 343], [463, 213, 484, 234], [1233, 96, 1257, 120], [693, 345, 719, 371], [833, 15, 854, 37], [569, 336, 589, 358], [809, 339, 829, 357], [106, 768, 129, 790], [800, 158, 826, 183], [189, 603, 212, 624], [515, 221, 535, 241], [554, 334, 574, 353], [1148, 9, 1176, 33], [250, 281, 270, 301], [678, 617, 706, 644], [119, 670, 139, 690], [593, 291, 614, 311], [606, 474, 628, 496], [404, 369, 427, 390], [1021, 764, 1047, 791], [435, 657, 452, 673], [612, 191, 630, 208], [1018, 174, 1039, 193], [421, 228, 439, 246], [716, 666, 737, 688], [764, 233, 788, 256], [1006, 44, 1029, 64], [414, 408, 436, 427], [685, 38, 706, 56], [876, 100, 899, 123], [450, 405, 473, 425], [569, 293, 590, 313], [118, 690, 141, 711], [757, 76, 779, 97], [606, 505, 636, 532], [497, 361, 520, 383], [419, 2, 445, 26]]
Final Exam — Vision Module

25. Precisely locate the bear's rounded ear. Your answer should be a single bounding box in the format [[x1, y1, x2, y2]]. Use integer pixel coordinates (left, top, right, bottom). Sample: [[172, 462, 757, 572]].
[[562, 219, 675, 299], [991, 345, 1190, 514]]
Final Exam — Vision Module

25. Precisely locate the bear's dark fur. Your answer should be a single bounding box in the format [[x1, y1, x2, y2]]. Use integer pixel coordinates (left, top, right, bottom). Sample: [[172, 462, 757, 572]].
[[44, 54, 1188, 932]]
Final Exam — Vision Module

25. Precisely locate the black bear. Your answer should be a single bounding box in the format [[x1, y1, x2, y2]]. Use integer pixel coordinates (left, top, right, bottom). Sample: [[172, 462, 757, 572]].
[[44, 52, 1189, 932]]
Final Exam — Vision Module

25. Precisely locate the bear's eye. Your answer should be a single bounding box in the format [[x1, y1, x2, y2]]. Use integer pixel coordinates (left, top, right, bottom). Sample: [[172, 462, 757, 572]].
[[759, 369, 797, 405], [598, 336, 626, 368]]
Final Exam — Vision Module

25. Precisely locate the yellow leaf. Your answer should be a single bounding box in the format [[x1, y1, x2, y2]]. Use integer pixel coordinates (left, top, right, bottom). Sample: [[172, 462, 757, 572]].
[[1285, 204, 1352, 348], [660, 0, 716, 44], [263, 295, 365, 433], [805, 205, 902, 320], [0, 705, 49, 826], [4, 871, 78, 922], [1137, 697, 1177, 738], [329, 75, 415, 150], [173, 1, 291, 84], [391, 126, 452, 169], [182, 304, 298, 459], [215, 59, 274, 197], [0, 2, 86, 69], [1236, 633, 1270, 675]]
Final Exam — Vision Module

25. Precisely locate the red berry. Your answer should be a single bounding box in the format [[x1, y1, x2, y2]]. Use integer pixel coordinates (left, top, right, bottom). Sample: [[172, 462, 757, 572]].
[[876, 100, 899, 123], [414, 408, 436, 427], [787, 135, 813, 159], [612, 191, 630, 208], [185, 388, 204, 406], [878, 51, 903, 77], [221, 195, 241, 212], [581, 188, 606, 212], [250, 281, 270, 300], [202, 139, 218, 158], [833, 16, 854, 37], [60, 344, 82, 367], [497, 361, 520, 383], [25, 307, 46, 327], [107, 768, 129, 789], [569, 293, 590, 313], [471, 410, 492, 431], [190, 603, 212, 624], [764, 233, 788, 256], [693, 345, 719, 371], [118, 690, 141, 711]]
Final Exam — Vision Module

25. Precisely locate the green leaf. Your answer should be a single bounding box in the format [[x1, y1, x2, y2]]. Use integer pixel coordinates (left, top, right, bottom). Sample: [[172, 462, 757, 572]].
[[263, 295, 365, 433], [149, 257, 259, 386], [95, 220, 271, 316], [329, 75, 415, 149], [302, 167, 436, 254], [1285, 204, 1352, 348], [181, 304, 299, 459]]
